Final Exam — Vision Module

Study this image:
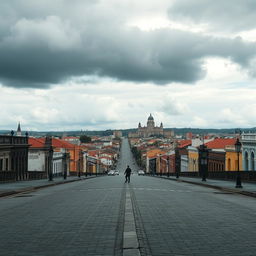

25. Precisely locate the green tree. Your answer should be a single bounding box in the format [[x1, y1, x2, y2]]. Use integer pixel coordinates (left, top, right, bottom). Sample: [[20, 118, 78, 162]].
[[80, 135, 91, 143], [131, 146, 142, 167]]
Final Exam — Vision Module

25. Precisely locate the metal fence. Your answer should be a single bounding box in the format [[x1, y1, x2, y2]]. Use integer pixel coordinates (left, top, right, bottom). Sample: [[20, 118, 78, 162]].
[[168, 171, 256, 182]]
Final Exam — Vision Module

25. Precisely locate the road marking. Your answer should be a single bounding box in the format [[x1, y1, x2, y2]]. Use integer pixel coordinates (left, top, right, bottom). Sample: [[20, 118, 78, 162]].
[[123, 189, 141, 256], [78, 188, 123, 191], [132, 187, 191, 193]]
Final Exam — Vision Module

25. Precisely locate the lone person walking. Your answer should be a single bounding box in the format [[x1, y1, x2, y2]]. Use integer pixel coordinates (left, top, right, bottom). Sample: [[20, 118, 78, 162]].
[[124, 165, 132, 183]]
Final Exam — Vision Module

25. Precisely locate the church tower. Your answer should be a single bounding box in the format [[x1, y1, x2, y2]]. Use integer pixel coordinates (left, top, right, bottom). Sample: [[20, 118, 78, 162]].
[[17, 122, 22, 136]]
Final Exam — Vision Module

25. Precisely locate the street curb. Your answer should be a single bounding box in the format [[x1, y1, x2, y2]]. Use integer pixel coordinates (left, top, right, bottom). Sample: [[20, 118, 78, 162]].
[[149, 175, 256, 198], [0, 175, 100, 198]]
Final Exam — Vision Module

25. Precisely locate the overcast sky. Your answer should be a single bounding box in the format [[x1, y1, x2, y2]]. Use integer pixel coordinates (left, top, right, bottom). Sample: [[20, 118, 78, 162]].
[[1, 0, 256, 131]]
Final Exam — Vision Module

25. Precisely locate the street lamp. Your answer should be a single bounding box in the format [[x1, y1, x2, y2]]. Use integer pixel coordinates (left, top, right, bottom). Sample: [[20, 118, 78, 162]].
[[78, 150, 81, 178], [63, 152, 67, 180], [167, 155, 170, 177], [235, 138, 242, 188], [48, 146, 53, 181], [85, 153, 88, 177], [175, 148, 180, 179], [160, 155, 162, 176], [199, 144, 208, 182]]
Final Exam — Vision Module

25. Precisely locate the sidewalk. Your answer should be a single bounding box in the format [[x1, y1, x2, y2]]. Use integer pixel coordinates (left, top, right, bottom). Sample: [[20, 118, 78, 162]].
[[158, 175, 256, 198], [0, 175, 96, 198]]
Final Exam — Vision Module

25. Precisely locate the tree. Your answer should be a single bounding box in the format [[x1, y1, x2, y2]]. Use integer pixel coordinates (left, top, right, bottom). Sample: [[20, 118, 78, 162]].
[[80, 135, 91, 143], [131, 146, 142, 167]]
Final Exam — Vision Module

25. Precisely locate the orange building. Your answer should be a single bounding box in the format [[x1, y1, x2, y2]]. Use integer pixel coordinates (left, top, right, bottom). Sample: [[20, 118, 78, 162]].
[[205, 138, 242, 172], [146, 149, 166, 173], [31, 137, 83, 174], [225, 145, 242, 171]]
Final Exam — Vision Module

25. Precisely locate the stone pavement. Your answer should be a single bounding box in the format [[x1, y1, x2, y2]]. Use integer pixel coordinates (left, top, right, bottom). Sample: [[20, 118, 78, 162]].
[[1, 137, 256, 256], [154, 175, 256, 198], [0, 176, 126, 256], [0, 175, 97, 197], [130, 175, 256, 256]]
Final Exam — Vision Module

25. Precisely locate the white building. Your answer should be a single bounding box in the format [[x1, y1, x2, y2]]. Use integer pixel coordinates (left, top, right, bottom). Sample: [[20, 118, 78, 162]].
[[28, 137, 70, 177], [241, 133, 256, 171], [180, 155, 188, 172]]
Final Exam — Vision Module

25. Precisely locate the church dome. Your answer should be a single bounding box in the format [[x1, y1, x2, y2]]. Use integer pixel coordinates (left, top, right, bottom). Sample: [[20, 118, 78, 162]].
[[148, 113, 154, 121]]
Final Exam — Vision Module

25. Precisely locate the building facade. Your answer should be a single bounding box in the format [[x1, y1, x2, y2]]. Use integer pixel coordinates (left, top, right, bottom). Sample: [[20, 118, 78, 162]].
[[241, 133, 256, 171], [208, 150, 225, 172], [0, 134, 29, 182], [137, 114, 164, 138], [187, 146, 199, 172], [225, 145, 242, 171]]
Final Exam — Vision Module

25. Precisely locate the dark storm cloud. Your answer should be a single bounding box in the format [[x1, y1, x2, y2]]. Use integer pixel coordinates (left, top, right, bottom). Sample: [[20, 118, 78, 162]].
[[169, 0, 256, 32], [0, 1, 256, 88]]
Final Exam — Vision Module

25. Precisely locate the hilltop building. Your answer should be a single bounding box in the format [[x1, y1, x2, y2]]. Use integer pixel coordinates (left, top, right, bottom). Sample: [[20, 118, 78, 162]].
[[129, 114, 174, 138], [137, 114, 163, 138]]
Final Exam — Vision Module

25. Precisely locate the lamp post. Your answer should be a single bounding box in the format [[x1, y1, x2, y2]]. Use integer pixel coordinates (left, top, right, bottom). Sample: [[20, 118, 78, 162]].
[[199, 144, 208, 182], [235, 138, 242, 188], [167, 155, 170, 177], [160, 155, 162, 176], [48, 146, 53, 181], [175, 148, 180, 179], [78, 150, 82, 178], [63, 152, 67, 180], [85, 153, 88, 177]]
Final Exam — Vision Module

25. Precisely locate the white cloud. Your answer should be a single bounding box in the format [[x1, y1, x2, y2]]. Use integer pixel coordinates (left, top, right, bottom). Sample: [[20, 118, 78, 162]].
[[0, 1, 256, 131]]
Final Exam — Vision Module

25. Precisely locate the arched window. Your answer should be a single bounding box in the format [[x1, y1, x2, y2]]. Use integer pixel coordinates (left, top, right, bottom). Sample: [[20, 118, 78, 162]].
[[251, 152, 255, 171], [244, 151, 249, 171]]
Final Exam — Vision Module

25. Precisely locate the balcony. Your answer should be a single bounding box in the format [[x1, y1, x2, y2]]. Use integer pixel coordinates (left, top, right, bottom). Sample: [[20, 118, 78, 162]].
[[0, 135, 28, 145]]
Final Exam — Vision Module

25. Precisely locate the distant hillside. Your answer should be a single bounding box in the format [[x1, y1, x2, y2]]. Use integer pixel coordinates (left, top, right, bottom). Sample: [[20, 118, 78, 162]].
[[1, 127, 255, 137]]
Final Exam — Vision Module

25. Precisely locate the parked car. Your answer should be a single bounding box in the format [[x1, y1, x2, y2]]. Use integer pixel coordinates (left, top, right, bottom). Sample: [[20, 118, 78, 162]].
[[138, 170, 145, 175], [114, 170, 119, 175], [108, 170, 115, 176]]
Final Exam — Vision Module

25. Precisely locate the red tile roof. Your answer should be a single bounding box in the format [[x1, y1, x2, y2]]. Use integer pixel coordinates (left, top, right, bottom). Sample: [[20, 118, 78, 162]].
[[29, 137, 75, 149], [204, 138, 236, 149], [29, 137, 45, 148], [177, 140, 192, 148], [52, 138, 75, 149]]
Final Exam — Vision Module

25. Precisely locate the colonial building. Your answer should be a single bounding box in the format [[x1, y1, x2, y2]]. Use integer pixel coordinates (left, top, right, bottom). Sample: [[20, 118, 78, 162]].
[[137, 114, 163, 138], [28, 137, 70, 179], [0, 133, 29, 182], [205, 138, 238, 172], [129, 114, 174, 138], [225, 144, 242, 171], [241, 133, 256, 171]]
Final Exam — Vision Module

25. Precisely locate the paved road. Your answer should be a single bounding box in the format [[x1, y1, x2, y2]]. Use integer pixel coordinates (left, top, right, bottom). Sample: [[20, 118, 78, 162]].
[[0, 138, 256, 256]]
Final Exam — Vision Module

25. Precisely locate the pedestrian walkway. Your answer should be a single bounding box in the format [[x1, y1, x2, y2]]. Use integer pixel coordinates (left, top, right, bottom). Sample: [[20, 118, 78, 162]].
[[158, 175, 256, 197], [0, 175, 96, 197]]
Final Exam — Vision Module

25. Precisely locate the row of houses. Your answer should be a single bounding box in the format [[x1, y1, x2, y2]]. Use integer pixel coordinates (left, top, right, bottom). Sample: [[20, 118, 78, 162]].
[[130, 133, 256, 180], [0, 132, 121, 182]]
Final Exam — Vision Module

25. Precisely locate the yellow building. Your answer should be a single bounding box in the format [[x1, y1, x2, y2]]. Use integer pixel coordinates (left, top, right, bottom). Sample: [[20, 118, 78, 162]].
[[146, 149, 166, 173], [188, 146, 199, 172], [225, 145, 242, 171]]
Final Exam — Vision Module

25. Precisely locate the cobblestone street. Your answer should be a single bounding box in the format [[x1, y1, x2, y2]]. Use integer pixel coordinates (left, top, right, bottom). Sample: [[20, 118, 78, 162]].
[[0, 138, 256, 256]]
